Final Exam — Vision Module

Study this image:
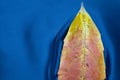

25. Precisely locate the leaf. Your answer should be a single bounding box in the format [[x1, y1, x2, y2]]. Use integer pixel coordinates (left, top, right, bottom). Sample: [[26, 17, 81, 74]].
[[57, 3, 106, 80]]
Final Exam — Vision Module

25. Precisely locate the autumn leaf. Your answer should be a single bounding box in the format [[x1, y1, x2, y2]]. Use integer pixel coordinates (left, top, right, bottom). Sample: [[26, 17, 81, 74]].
[[58, 3, 106, 80]]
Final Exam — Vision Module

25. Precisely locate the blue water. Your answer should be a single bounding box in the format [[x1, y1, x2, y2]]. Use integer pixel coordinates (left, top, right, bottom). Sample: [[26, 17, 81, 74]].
[[0, 0, 119, 80]]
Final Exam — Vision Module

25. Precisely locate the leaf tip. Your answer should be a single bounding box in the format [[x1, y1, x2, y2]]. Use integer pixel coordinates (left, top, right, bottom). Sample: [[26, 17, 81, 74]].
[[79, 2, 87, 14]]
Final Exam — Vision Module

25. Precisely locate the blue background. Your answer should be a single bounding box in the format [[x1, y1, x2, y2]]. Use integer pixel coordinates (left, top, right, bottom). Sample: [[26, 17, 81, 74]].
[[0, 0, 119, 80]]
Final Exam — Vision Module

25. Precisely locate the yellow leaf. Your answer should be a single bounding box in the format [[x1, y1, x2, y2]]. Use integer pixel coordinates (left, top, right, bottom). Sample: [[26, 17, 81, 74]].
[[58, 3, 106, 80]]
